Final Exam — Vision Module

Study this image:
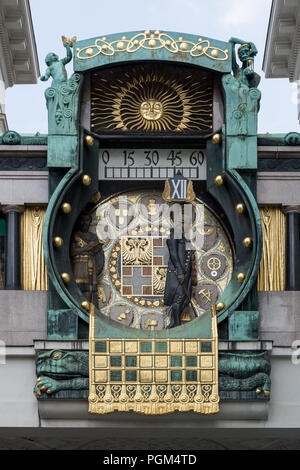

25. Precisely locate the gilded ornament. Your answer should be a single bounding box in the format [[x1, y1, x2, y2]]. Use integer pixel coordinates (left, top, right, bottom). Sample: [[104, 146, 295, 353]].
[[117, 41, 125, 50], [236, 203, 245, 214], [264, 390, 270, 397], [81, 300, 90, 311], [214, 175, 224, 186], [61, 202, 72, 214], [216, 302, 225, 311], [243, 237, 253, 248], [53, 236, 63, 248], [61, 272, 70, 283], [91, 63, 213, 133], [61, 35, 77, 47], [140, 100, 163, 121], [236, 272, 246, 283], [82, 174, 91, 186], [256, 388, 261, 394], [77, 31, 229, 61], [212, 133, 221, 144], [180, 42, 188, 51], [84, 135, 94, 146], [86, 48, 94, 56]]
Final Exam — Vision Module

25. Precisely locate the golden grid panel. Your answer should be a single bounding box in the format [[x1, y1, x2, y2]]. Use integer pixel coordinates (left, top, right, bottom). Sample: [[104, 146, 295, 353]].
[[92, 338, 217, 386]]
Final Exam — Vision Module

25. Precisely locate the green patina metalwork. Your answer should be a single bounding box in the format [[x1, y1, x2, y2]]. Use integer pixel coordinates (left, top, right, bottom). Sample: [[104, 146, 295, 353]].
[[41, 40, 83, 168], [0, 130, 47, 145], [74, 30, 232, 74], [34, 349, 270, 399], [39, 31, 268, 403]]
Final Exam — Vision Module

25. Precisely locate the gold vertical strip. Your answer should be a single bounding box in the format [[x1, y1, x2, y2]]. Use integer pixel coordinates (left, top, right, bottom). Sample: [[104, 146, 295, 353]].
[[258, 206, 286, 291], [20, 206, 48, 290]]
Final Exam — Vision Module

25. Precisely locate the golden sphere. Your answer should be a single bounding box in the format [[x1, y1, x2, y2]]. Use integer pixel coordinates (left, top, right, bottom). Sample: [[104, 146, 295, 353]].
[[85, 135, 94, 146], [145, 30, 151, 36], [53, 237, 63, 248], [166, 40, 171, 46], [243, 237, 253, 248], [61, 272, 70, 284], [149, 38, 156, 47], [154, 30, 160, 35], [214, 175, 224, 186], [236, 272, 246, 283], [197, 45, 203, 52], [256, 388, 261, 395], [236, 203, 245, 214], [81, 300, 90, 311], [212, 133, 221, 144], [121, 36, 126, 40], [46, 389, 52, 394], [216, 302, 225, 312], [82, 174, 91, 186], [180, 42, 188, 51], [117, 41, 125, 50], [211, 49, 219, 57], [86, 48, 94, 56], [61, 202, 71, 214], [264, 390, 270, 397]]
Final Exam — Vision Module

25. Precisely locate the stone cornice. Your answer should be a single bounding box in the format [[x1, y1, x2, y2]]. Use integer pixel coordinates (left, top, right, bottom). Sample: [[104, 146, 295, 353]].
[[0, 0, 40, 88], [263, 0, 300, 80]]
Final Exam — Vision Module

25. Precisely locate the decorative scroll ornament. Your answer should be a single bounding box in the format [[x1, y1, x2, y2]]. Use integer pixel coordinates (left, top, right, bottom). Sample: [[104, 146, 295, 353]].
[[77, 30, 229, 61]]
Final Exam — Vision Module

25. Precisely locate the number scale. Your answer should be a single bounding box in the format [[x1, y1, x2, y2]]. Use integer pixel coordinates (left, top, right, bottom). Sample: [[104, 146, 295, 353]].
[[98, 148, 206, 180]]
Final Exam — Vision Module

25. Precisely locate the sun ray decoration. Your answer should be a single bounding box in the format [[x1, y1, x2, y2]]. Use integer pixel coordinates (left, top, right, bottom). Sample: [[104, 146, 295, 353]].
[[91, 64, 213, 134]]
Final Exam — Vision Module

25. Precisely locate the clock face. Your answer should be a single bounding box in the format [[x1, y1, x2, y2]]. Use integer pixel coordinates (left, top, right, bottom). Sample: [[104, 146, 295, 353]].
[[84, 189, 234, 330]]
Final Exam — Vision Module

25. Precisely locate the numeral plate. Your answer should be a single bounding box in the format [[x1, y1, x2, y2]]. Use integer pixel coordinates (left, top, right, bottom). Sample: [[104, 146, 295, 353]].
[[98, 149, 206, 180]]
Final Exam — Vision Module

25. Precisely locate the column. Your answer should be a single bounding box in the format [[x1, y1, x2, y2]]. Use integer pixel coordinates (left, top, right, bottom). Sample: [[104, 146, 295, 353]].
[[284, 206, 300, 291], [2, 205, 24, 290]]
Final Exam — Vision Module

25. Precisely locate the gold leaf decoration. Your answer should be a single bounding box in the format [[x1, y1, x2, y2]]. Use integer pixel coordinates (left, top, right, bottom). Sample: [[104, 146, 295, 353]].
[[91, 63, 213, 134], [77, 30, 229, 62], [20, 206, 48, 290], [258, 206, 286, 291]]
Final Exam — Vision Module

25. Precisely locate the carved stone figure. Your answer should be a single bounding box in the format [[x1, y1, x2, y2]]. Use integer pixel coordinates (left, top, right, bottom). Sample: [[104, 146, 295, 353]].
[[34, 350, 271, 398], [164, 228, 197, 328], [229, 37, 260, 89], [40, 39, 73, 86], [71, 211, 104, 308], [219, 351, 271, 396], [41, 36, 81, 136], [34, 350, 88, 396], [2, 130, 21, 145]]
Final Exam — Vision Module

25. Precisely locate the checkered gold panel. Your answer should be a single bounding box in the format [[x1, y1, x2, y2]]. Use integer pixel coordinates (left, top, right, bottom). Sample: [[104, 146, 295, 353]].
[[89, 306, 219, 415]]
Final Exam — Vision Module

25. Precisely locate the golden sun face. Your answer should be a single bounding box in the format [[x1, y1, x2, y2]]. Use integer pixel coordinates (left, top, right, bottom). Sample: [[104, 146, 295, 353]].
[[140, 99, 163, 121], [91, 63, 213, 134]]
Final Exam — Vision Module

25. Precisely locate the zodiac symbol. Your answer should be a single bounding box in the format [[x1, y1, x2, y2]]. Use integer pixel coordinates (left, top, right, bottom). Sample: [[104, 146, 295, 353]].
[[117, 308, 131, 321], [198, 289, 212, 304], [207, 257, 221, 271], [144, 319, 158, 330]]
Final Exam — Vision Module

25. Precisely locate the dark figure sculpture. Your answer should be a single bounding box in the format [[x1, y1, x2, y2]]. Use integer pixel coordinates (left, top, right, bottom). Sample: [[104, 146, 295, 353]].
[[40, 36, 75, 86], [229, 37, 260, 89], [71, 211, 104, 308], [164, 228, 197, 328]]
